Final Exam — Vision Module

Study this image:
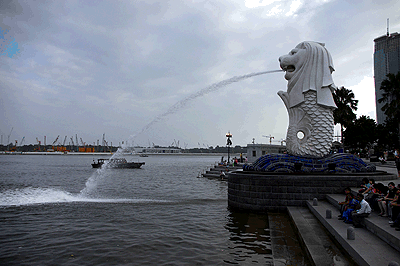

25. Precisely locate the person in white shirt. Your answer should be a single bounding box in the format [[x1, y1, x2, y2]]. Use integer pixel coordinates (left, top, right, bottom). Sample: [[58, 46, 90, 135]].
[[351, 193, 372, 228]]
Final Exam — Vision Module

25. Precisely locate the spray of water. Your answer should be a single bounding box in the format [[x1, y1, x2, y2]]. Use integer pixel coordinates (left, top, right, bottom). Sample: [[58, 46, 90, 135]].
[[132, 69, 283, 143]]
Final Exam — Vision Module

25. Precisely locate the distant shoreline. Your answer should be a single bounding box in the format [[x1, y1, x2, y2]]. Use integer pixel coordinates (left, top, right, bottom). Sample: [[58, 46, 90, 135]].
[[0, 151, 243, 157]]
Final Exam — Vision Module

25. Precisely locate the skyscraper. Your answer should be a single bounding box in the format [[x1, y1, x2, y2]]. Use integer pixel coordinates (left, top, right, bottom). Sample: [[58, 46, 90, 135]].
[[373, 31, 400, 124]]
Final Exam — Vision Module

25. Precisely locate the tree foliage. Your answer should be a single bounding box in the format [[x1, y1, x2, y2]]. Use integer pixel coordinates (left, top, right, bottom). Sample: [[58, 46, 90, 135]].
[[378, 72, 400, 120], [343, 115, 376, 151], [332, 86, 358, 142], [376, 117, 400, 150]]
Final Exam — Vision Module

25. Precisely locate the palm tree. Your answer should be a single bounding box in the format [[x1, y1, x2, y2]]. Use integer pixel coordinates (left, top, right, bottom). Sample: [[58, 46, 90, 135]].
[[378, 72, 400, 143], [332, 86, 359, 143]]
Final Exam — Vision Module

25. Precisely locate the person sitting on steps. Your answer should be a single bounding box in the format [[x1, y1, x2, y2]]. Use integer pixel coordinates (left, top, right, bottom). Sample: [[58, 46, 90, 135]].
[[351, 193, 372, 228], [389, 189, 400, 224], [338, 187, 353, 218], [390, 212, 400, 231], [341, 196, 359, 223], [377, 182, 398, 217]]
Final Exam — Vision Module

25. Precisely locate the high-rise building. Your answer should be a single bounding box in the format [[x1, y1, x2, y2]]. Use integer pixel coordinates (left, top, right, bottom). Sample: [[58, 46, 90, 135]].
[[373, 31, 400, 124]]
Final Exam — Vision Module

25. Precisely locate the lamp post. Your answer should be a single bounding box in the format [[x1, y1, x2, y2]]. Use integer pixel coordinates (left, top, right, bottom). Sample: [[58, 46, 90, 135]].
[[226, 132, 232, 165]]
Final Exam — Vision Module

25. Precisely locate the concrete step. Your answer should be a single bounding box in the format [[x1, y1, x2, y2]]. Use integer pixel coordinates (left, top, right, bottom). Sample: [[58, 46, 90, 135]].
[[326, 194, 400, 253], [201, 165, 242, 179], [307, 199, 400, 266], [287, 206, 354, 266]]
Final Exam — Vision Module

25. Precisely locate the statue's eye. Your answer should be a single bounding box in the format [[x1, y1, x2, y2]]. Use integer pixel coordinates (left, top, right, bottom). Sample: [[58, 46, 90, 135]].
[[290, 49, 297, 55]]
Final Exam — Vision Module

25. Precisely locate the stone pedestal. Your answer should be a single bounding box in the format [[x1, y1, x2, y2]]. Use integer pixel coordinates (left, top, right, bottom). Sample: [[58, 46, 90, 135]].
[[228, 170, 395, 212]]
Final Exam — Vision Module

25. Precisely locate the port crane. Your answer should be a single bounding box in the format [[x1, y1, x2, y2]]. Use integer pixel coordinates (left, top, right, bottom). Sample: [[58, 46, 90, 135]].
[[52, 135, 60, 151], [35, 137, 41, 151]]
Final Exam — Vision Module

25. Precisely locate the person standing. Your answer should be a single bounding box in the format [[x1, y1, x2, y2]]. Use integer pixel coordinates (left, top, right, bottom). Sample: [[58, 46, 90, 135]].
[[395, 150, 400, 178], [351, 193, 372, 228]]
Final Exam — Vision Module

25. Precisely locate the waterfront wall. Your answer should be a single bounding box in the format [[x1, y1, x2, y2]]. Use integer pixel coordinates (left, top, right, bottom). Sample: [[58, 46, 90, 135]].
[[228, 170, 397, 212]]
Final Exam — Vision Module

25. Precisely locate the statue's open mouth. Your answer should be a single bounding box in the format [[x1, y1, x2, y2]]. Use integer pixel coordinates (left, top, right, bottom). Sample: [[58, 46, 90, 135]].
[[283, 65, 295, 72], [281, 65, 295, 73]]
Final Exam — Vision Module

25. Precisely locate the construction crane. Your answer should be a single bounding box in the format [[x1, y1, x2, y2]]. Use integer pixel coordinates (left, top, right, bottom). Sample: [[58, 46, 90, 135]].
[[18, 136, 25, 151], [104, 139, 111, 153], [36, 137, 41, 151], [262, 135, 274, 145], [76, 134, 79, 151], [7, 127, 13, 150], [70, 137, 75, 152]]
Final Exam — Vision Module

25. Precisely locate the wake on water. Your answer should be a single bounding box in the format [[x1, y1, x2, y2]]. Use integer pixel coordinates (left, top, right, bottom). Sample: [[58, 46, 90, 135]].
[[1, 70, 282, 207], [0, 186, 169, 207]]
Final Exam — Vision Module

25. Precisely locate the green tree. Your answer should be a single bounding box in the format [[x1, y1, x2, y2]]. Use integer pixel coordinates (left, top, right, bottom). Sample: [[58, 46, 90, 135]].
[[333, 86, 359, 142], [378, 72, 400, 144], [376, 117, 400, 150], [343, 115, 377, 151]]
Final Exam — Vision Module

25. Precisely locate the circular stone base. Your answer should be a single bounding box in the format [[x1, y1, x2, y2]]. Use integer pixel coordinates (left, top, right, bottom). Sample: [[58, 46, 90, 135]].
[[243, 153, 376, 173]]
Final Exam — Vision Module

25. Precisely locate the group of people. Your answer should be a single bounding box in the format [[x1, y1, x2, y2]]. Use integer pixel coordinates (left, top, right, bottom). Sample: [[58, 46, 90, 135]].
[[338, 178, 400, 230]]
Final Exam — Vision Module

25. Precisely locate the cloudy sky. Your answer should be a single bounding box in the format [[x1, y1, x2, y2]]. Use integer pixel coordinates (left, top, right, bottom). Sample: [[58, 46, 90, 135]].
[[1, 0, 399, 148]]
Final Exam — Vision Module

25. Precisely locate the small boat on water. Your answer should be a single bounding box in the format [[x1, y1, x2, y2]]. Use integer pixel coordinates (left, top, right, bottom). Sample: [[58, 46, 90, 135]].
[[92, 158, 145, 169], [139, 154, 148, 157]]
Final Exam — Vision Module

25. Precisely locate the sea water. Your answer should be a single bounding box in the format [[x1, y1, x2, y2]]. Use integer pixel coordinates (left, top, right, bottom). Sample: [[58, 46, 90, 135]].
[[0, 154, 307, 265]]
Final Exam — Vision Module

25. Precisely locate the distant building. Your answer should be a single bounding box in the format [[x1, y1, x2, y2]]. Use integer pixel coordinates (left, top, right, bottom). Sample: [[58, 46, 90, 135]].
[[133, 146, 181, 154], [246, 143, 286, 163], [374, 31, 400, 124]]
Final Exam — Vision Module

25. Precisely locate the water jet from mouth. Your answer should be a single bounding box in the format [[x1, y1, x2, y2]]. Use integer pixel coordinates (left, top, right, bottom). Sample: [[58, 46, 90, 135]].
[[130, 69, 284, 144]]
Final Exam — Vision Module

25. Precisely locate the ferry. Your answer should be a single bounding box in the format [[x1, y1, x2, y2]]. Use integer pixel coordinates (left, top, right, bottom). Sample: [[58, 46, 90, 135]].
[[92, 158, 145, 169]]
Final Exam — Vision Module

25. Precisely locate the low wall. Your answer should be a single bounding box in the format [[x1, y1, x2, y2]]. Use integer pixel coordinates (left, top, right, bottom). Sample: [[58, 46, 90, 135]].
[[228, 170, 396, 212]]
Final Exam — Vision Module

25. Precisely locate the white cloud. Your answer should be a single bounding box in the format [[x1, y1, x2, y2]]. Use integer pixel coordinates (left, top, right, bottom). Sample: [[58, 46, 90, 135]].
[[245, 0, 281, 8], [347, 75, 376, 120], [286, 0, 303, 16]]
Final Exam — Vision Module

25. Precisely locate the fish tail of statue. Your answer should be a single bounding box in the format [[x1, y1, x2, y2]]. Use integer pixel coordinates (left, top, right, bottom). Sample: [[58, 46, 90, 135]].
[[283, 91, 334, 157]]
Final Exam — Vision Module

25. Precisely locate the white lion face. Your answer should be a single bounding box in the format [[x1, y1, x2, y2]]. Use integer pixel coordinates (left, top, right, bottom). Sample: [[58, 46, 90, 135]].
[[278, 47, 307, 81]]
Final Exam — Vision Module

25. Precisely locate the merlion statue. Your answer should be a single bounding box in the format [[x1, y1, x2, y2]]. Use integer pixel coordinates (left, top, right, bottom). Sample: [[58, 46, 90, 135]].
[[278, 41, 337, 157]]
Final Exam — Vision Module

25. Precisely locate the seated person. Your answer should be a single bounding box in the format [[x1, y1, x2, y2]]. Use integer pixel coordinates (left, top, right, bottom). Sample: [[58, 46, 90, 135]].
[[341, 196, 359, 223], [368, 183, 386, 211], [362, 178, 375, 201], [390, 212, 400, 231], [377, 182, 398, 217], [338, 187, 353, 218], [351, 193, 372, 228], [389, 189, 400, 223], [219, 170, 226, 179], [359, 178, 370, 193]]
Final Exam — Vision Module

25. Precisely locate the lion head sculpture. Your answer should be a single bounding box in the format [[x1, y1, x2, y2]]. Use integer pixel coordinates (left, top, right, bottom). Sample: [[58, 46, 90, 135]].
[[278, 41, 337, 109]]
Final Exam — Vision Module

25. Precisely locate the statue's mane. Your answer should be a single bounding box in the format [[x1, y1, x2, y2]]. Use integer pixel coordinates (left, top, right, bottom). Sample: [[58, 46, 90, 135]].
[[287, 41, 337, 108]]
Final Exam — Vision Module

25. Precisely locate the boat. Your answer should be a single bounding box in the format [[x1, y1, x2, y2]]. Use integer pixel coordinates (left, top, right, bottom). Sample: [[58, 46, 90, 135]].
[[139, 154, 148, 157], [92, 158, 145, 169]]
